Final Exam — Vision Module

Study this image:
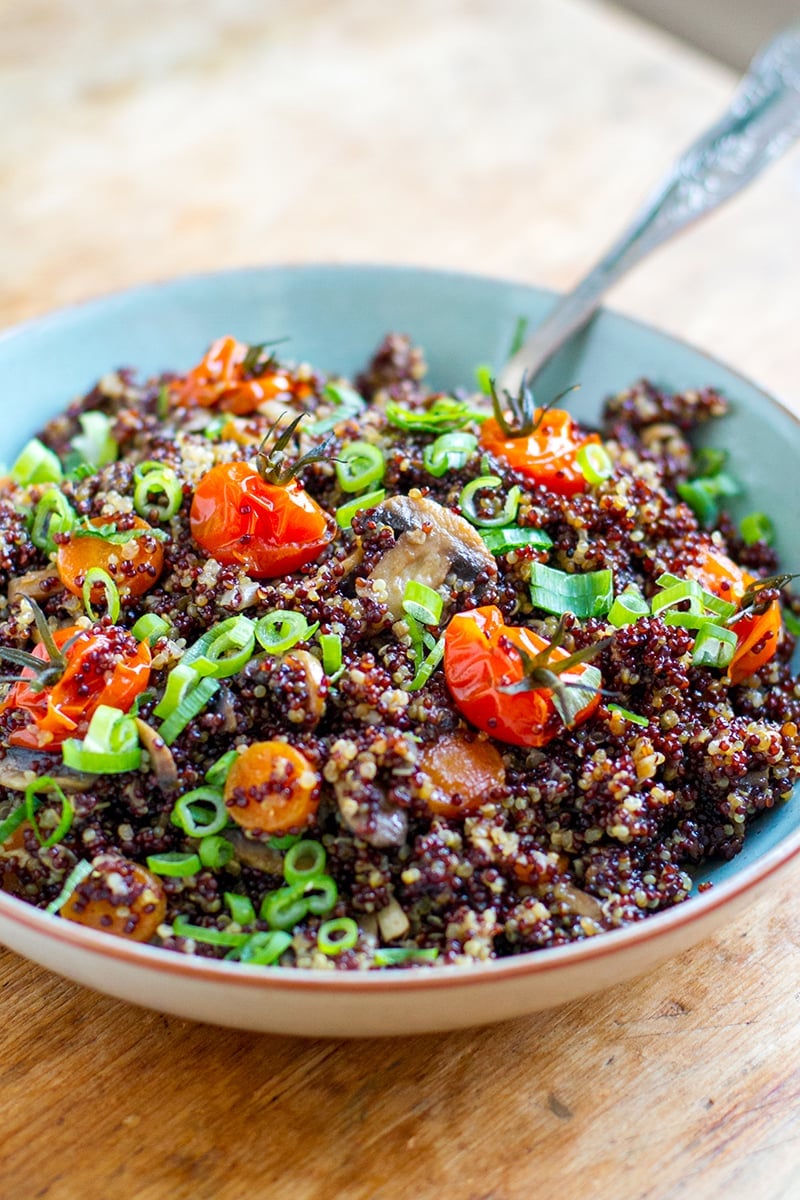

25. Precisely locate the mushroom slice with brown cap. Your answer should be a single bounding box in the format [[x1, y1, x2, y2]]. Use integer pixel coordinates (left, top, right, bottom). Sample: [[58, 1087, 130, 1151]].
[[0, 745, 95, 793], [366, 494, 497, 620]]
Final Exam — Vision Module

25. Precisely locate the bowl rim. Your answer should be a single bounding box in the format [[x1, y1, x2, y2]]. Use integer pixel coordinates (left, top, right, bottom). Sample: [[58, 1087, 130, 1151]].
[[0, 260, 798, 995]]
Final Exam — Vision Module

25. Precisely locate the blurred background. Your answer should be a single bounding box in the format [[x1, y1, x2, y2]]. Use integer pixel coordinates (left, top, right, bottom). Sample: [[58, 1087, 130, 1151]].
[[618, 0, 797, 69]]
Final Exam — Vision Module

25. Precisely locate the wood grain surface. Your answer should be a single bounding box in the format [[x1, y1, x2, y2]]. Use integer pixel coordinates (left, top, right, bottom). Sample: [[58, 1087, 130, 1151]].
[[2, 2, 799, 1198]]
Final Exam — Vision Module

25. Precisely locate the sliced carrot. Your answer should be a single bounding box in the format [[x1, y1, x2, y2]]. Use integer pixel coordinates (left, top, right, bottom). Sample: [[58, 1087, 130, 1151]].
[[224, 741, 320, 834], [60, 855, 166, 942], [418, 732, 506, 819]]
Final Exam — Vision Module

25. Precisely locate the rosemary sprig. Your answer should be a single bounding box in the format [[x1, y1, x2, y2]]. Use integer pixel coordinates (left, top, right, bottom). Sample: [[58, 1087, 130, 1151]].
[[498, 615, 612, 728], [241, 337, 290, 375], [489, 374, 579, 438], [256, 412, 334, 487], [730, 572, 800, 623]]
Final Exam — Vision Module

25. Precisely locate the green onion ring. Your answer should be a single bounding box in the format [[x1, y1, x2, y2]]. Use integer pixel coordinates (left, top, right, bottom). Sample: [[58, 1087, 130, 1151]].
[[422, 432, 478, 478], [82, 567, 121, 624], [31, 489, 76, 554], [255, 610, 318, 655], [317, 917, 359, 956], [283, 839, 327, 884], [171, 787, 229, 838], [459, 476, 521, 528], [146, 852, 203, 878], [335, 442, 386, 493]]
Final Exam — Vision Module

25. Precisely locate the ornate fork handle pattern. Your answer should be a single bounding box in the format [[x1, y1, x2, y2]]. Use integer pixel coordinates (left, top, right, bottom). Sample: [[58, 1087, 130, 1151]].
[[500, 26, 800, 393]]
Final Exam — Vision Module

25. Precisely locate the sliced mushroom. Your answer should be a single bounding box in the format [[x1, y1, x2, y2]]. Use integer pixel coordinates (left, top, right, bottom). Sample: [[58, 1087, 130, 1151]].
[[282, 649, 327, 727], [552, 880, 604, 922], [366, 495, 496, 619], [222, 826, 284, 874], [0, 746, 94, 793], [134, 718, 179, 792], [8, 570, 63, 605], [212, 684, 239, 734], [334, 782, 408, 848]]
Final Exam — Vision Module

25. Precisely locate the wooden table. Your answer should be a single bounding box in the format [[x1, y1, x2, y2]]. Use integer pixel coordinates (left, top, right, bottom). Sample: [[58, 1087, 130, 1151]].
[[3, 2, 799, 1197]]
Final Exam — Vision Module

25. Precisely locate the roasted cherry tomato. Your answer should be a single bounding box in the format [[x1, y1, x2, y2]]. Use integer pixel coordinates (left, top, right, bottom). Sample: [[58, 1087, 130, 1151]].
[[224, 741, 320, 834], [2, 625, 151, 751], [190, 461, 333, 578], [443, 605, 601, 748], [418, 732, 506, 818], [688, 544, 782, 685], [169, 335, 312, 415], [479, 407, 600, 497], [59, 854, 166, 941], [57, 515, 164, 600]]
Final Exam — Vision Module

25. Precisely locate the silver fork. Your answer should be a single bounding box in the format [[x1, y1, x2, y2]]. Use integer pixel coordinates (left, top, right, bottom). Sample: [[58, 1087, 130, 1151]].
[[498, 25, 800, 395]]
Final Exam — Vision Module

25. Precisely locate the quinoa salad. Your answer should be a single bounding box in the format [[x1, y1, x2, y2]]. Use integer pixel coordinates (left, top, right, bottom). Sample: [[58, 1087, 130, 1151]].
[[0, 331, 798, 971]]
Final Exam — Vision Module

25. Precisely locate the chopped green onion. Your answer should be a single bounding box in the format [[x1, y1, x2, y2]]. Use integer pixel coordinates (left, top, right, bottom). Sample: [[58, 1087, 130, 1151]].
[[320, 633, 343, 677], [131, 613, 171, 645], [203, 414, 228, 440], [406, 635, 445, 692], [62, 704, 142, 774], [11, 438, 62, 486], [317, 917, 359, 956], [335, 442, 386, 493], [691, 446, 728, 478], [301, 874, 338, 915], [335, 488, 386, 529], [268, 833, 302, 850], [283, 839, 326, 884], [385, 396, 485, 434], [529, 563, 614, 619], [0, 799, 27, 845], [677, 472, 740, 527], [183, 615, 256, 678], [171, 787, 228, 838], [654, 572, 737, 621], [147, 852, 202, 877], [236, 929, 293, 965], [651, 578, 703, 616], [25, 777, 73, 849], [205, 750, 238, 788], [423, 432, 478, 478], [479, 525, 553, 555], [607, 703, 649, 727], [154, 662, 202, 719], [72, 412, 118, 469], [171, 914, 248, 946], [460, 476, 521, 528], [692, 622, 738, 669], [783, 608, 800, 637], [402, 580, 443, 626], [374, 947, 439, 966], [71, 518, 168, 545], [474, 364, 493, 395], [82, 567, 121, 624], [255, 610, 318, 655], [608, 586, 649, 628], [260, 883, 312, 931], [307, 381, 365, 434], [225, 892, 256, 925], [157, 675, 219, 746], [31, 490, 75, 554], [576, 443, 614, 485], [740, 512, 774, 546], [133, 461, 183, 521], [45, 859, 94, 915], [198, 835, 234, 870]]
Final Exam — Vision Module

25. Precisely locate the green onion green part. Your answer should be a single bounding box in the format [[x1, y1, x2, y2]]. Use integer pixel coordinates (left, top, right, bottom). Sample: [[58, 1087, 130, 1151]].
[[205, 749, 239, 788], [402, 580, 444, 626], [529, 563, 614, 619], [692, 622, 738, 670], [72, 412, 118, 469], [255, 610, 318, 655], [607, 703, 649, 727], [183, 615, 256, 678], [133, 461, 183, 521], [740, 511, 774, 547], [474, 364, 493, 396], [677, 472, 740, 527], [171, 787, 228, 838], [198, 835, 234, 870], [479, 525, 553, 555], [25, 777, 73, 849], [576, 442, 614, 485], [307, 381, 365, 434], [225, 892, 256, 926], [0, 799, 27, 845], [237, 930, 293, 965], [131, 613, 171, 645], [31, 489, 76, 555], [335, 442, 386, 493], [62, 704, 142, 774], [82, 567, 121, 624], [608, 587, 649, 628], [283, 839, 326, 884], [460, 475, 521, 528], [146, 852, 203, 878], [335, 488, 386, 529], [384, 396, 486, 434], [406, 635, 445, 692], [317, 917, 359, 956], [320, 633, 343, 677], [171, 915, 249, 946], [374, 947, 439, 966], [157, 676, 220, 746], [422, 431, 478, 478], [11, 438, 63, 486]]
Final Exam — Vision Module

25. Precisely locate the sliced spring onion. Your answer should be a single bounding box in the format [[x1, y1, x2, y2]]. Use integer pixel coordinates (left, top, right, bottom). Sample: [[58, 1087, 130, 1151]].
[[608, 587, 650, 628], [653, 572, 737, 622], [335, 488, 386, 529], [335, 442, 386, 493], [171, 914, 249, 946], [153, 662, 203, 720], [225, 892, 256, 926], [131, 613, 171, 645], [301, 874, 338, 915], [157, 676, 220, 746], [45, 859, 94, 916], [529, 563, 614, 619], [460, 476, 521, 528], [307, 381, 365, 434], [406, 634, 445, 692], [72, 411, 118, 468], [11, 438, 62, 486], [374, 947, 439, 966], [576, 442, 614, 485], [260, 883, 312, 931], [268, 834, 302, 850], [133, 461, 183, 521], [198, 835, 234, 870], [71, 518, 169, 545], [25, 777, 73, 849], [31, 489, 76, 554], [385, 396, 485, 434], [607, 703, 649, 728], [255, 610, 318, 655], [783, 608, 800, 637], [474, 364, 493, 396], [171, 787, 228, 838], [402, 580, 443, 626], [320, 633, 343, 677], [82, 567, 121, 624], [236, 929, 293, 965], [692, 622, 737, 670], [0, 799, 27, 845], [479, 525, 553, 555], [651, 578, 704, 617], [147, 852, 202, 878], [677, 472, 740, 527], [183, 615, 256, 678], [62, 705, 142, 774], [205, 749, 238, 788], [283, 839, 326, 884], [692, 446, 728, 478], [422, 432, 478, 478], [740, 511, 774, 546], [317, 917, 359, 956]]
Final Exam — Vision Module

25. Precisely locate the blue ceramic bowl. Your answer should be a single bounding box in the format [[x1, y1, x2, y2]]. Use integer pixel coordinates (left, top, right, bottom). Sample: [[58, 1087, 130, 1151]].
[[0, 265, 797, 1036]]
